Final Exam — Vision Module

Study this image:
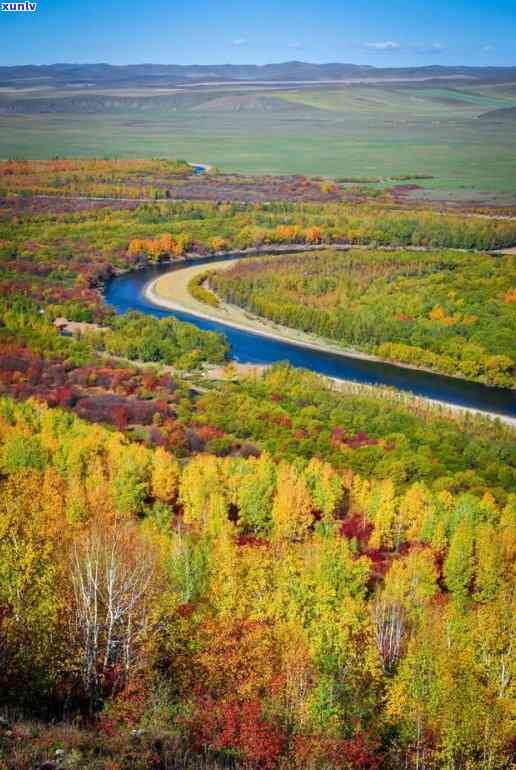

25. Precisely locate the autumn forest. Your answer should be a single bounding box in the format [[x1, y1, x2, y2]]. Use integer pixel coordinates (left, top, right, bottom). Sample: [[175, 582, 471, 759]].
[[0, 158, 514, 770]]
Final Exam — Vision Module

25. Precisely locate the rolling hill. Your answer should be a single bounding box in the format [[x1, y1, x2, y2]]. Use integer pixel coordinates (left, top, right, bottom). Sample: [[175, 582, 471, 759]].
[[1, 61, 516, 89]]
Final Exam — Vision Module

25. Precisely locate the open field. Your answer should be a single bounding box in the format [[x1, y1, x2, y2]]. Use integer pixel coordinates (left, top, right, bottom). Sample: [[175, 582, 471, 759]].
[[1, 82, 516, 199]]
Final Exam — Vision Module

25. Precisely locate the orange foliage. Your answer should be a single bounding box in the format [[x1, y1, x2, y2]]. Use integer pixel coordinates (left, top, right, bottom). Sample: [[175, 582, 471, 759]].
[[303, 226, 324, 244], [126, 233, 188, 260]]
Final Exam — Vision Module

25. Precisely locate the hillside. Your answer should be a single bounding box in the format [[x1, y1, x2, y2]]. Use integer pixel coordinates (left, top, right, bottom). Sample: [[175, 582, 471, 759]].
[[1, 76, 516, 201], [478, 105, 516, 120], [0, 91, 322, 115], [0, 156, 514, 770], [1, 61, 516, 89]]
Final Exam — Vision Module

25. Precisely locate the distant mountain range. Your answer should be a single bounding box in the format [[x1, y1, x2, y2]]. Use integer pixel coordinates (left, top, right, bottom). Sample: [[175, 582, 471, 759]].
[[1, 61, 516, 88]]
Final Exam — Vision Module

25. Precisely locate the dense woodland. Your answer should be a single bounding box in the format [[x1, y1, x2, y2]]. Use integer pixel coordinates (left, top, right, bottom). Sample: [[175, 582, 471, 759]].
[[0, 159, 514, 769], [210, 249, 516, 387], [0, 395, 514, 769], [1, 160, 516, 383]]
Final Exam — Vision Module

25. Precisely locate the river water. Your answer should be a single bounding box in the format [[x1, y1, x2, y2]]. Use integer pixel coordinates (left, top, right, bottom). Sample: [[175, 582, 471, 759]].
[[104, 261, 516, 420]]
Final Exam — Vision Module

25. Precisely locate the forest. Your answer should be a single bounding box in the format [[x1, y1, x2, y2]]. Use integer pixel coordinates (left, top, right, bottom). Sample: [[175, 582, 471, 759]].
[[209, 249, 516, 387], [1, 159, 516, 385], [0, 394, 514, 770], [0, 159, 514, 770]]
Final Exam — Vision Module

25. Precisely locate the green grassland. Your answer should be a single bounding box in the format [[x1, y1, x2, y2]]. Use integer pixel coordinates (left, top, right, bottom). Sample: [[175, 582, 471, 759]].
[[1, 82, 516, 197]]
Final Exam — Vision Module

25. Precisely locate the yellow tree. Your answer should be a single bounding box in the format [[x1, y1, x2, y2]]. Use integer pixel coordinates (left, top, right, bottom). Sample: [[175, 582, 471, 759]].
[[374, 548, 438, 672], [275, 620, 314, 729], [109, 442, 152, 518], [236, 452, 277, 536], [127, 238, 145, 257], [66, 474, 89, 525], [368, 479, 397, 550], [158, 233, 173, 254], [207, 527, 241, 618], [470, 592, 515, 765], [474, 523, 505, 602], [443, 519, 475, 599], [303, 457, 343, 524], [146, 237, 166, 261], [272, 462, 313, 541], [350, 473, 371, 525], [386, 603, 489, 769], [151, 446, 180, 504], [397, 482, 434, 544], [275, 224, 301, 242], [41, 467, 67, 536], [209, 236, 227, 252], [85, 454, 114, 520], [499, 495, 516, 570], [0, 471, 65, 701], [384, 548, 438, 613], [180, 454, 229, 535], [270, 533, 376, 735]]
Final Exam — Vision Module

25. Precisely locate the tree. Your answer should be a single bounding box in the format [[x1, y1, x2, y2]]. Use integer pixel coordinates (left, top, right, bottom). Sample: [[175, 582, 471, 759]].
[[372, 595, 405, 674], [272, 462, 313, 541], [373, 549, 438, 672], [150, 446, 180, 504], [180, 454, 230, 535], [188, 696, 286, 770], [111, 443, 151, 518], [444, 519, 475, 599], [304, 226, 324, 244], [350, 474, 371, 524], [303, 457, 344, 524], [397, 482, 434, 545], [1, 431, 48, 473], [70, 526, 157, 711], [169, 531, 210, 604], [0, 471, 64, 703], [368, 479, 397, 550], [236, 452, 276, 536], [474, 523, 504, 602], [388, 601, 515, 769]]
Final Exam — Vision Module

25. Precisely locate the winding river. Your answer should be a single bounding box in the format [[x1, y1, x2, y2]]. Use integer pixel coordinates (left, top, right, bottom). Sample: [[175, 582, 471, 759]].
[[104, 260, 516, 421]]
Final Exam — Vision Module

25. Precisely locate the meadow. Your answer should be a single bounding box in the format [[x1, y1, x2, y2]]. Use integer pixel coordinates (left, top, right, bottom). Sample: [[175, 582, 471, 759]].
[[1, 82, 516, 198]]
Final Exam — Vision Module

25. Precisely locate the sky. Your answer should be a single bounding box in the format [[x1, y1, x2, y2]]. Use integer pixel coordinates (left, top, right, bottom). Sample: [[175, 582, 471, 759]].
[[1, 0, 515, 67]]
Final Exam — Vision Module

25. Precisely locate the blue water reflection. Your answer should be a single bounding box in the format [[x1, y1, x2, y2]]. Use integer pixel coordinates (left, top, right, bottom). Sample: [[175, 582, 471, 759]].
[[104, 261, 516, 419]]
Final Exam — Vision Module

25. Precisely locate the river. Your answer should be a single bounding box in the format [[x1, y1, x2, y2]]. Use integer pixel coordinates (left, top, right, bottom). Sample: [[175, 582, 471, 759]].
[[104, 261, 516, 420]]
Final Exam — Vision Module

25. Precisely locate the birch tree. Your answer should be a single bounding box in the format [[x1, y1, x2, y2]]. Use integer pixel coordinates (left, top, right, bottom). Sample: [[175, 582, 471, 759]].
[[70, 526, 155, 709]]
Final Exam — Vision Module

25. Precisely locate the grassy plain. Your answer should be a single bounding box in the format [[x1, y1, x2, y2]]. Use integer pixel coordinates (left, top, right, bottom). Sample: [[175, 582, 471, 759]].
[[1, 83, 516, 197]]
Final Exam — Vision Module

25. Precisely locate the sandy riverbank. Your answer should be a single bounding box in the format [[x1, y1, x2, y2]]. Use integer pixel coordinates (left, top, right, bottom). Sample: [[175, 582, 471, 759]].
[[329, 377, 516, 428], [144, 258, 383, 361], [203, 361, 516, 428], [144, 260, 516, 428]]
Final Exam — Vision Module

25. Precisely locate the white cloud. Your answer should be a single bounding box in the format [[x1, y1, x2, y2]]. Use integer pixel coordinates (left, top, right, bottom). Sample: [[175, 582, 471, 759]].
[[482, 44, 495, 52], [365, 40, 449, 56], [365, 41, 401, 51], [232, 38, 247, 46], [416, 42, 446, 54], [288, 42, 303, 50]]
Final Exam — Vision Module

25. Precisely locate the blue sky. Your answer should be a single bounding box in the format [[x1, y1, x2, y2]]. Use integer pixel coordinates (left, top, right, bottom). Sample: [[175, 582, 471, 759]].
[[1, 0, 515, 67]]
